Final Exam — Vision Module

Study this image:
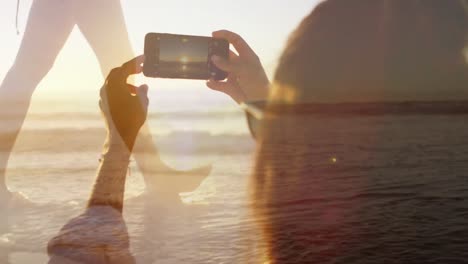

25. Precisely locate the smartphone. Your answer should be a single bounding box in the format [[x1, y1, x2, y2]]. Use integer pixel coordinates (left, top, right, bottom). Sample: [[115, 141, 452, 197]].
[[143, 33, 229, 80]]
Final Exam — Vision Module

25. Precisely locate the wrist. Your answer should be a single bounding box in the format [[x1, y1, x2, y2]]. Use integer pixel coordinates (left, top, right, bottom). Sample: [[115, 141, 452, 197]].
[[103, 145, 131, 164], [245, 81, 270, 102], [107, 130, 138, 152]]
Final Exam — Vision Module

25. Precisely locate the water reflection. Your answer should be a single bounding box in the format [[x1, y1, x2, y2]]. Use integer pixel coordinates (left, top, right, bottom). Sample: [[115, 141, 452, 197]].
[[0, 152, 264, 263]]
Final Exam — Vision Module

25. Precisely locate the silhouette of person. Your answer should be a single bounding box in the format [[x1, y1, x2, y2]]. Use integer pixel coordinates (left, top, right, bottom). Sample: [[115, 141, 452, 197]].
[[0, 0, 209, 210]]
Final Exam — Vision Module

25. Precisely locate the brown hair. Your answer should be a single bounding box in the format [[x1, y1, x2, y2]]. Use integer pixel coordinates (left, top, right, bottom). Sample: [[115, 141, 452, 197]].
[[273, 0, 468, 103]]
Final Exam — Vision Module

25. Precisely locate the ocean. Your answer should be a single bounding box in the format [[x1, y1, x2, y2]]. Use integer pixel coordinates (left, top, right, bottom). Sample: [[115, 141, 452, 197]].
[[1, 100, 468, 263]]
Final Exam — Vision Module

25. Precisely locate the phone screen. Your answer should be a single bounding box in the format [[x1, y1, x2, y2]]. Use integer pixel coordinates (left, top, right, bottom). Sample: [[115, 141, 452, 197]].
[[144, 33, 229, 80], [159, 36, 210, 77]]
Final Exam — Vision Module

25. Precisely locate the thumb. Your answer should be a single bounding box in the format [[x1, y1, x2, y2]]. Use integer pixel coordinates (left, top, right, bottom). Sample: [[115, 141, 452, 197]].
[[136, 84, 149, 105], [137, 84, 149, 97], [211, 55, 235, 72]]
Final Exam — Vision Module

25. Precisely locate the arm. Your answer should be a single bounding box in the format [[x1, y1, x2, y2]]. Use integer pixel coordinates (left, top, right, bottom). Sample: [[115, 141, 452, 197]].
[[88, 54, 207, 209], [87, 56, 148, 211], [47, 56, 146, 263], [87, 137, 132, 212]]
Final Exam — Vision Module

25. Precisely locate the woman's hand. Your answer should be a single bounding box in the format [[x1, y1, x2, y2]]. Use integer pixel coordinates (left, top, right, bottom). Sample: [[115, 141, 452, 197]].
[[206, 30, 270, 103], [100, 55, 149, 150]]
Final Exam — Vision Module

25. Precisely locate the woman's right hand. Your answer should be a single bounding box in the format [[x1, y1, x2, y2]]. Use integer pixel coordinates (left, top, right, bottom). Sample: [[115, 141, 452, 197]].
[[100, 55, 148, 150], [206, 30, 270, 104]]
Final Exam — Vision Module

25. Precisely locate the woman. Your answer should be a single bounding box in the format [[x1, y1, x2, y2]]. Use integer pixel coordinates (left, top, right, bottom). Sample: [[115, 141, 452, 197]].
[[0, 0, 209, 209], [0, 0, 133, 203]]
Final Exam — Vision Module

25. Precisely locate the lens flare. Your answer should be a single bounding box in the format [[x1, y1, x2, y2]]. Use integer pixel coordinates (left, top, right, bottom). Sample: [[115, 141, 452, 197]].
[[180, 56, 189, 64]]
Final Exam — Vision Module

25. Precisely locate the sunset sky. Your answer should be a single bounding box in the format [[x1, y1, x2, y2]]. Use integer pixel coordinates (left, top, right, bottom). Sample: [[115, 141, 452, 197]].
[[0, 0, 318, 105]]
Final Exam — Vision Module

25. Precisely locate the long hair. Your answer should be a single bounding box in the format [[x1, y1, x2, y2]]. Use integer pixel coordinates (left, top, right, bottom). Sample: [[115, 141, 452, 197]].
[[252, 1, 468, 263]]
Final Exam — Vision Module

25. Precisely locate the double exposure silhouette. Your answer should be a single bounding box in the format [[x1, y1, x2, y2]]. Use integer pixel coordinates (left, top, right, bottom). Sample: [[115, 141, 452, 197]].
[[2, 0, 468, 263], [0, 0, 209, 213]]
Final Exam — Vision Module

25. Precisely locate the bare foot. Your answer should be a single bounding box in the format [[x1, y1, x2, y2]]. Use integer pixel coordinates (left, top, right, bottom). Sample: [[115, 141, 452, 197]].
[[47, 206, 135, 264], [144, 165, 212, 195], [128, 165, 212, 209]]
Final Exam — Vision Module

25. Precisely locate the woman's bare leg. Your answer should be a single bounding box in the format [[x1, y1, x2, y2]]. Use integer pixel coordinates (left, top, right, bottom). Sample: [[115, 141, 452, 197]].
[[73, 0, 133, 76], [0, 0, 75, 196], [75, 0, 210, 194]]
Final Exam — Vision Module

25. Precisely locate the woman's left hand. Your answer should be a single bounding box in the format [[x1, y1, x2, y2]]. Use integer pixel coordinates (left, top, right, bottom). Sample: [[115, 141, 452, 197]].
[[100, 55, 149, 150], [206, 30, 270, 104]]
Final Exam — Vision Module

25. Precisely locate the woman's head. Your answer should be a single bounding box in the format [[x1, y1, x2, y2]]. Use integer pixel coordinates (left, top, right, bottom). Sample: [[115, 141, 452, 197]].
[[253, 0, 468, 262], [272, 0, 468, 103]]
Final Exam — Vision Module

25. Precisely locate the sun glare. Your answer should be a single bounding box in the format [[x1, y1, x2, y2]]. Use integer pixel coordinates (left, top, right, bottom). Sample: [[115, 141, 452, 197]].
[[180, 56, 189, 64], [269, 82, 298, 103]]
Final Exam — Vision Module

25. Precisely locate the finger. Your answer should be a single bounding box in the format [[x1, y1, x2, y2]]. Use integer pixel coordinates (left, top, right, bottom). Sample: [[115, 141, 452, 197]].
[[212, 30, 255, 57], [229, 50, 239, 60], [106, 67, 124, 84], [212, 52, 241, 73], [206, 79, 245, 104], [127, 84, 138, 95], [206, 78, 229, 91], [137, 84, 149, 98], [121, 55, 145, 76], [136, 84, 149, 105], [211, 55, 233, 72], [106, 55, 144, 83]]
